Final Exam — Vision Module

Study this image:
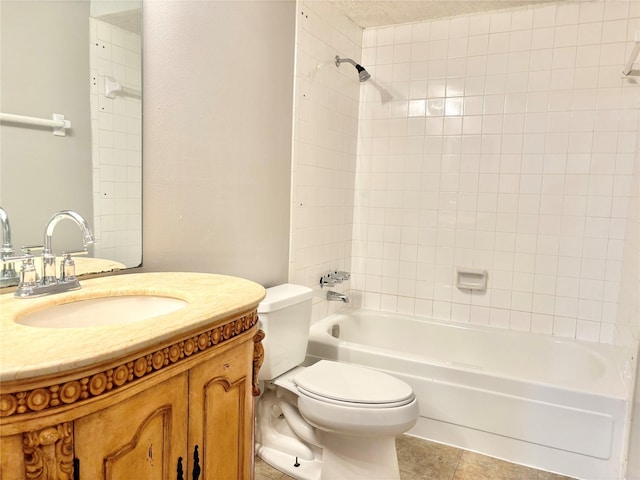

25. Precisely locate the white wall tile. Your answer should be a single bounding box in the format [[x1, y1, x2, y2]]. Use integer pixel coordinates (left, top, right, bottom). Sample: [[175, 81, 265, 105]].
[[351, 0, 639, 347]]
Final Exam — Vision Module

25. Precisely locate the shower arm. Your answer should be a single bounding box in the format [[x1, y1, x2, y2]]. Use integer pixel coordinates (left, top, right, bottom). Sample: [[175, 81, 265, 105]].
[[335, 56, 365, 73], [335, 56, 356, 68]]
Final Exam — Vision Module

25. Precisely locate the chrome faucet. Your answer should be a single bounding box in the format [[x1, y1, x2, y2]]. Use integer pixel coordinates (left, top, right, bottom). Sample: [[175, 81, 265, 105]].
[[327, 290, 349, 303], [332, 271, 351, 282], [320, 274, 336, 288], [14, 210, 95, 298], [0, 207, 11, 253], [42, 210, 95, 285], [320, 270, 350, 288], [0, 207, 19, 287]]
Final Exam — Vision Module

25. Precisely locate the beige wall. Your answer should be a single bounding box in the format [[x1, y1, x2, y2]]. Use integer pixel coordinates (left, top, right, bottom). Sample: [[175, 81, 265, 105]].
[[0, 1, 93, 252], [141, 1, 295, 287]]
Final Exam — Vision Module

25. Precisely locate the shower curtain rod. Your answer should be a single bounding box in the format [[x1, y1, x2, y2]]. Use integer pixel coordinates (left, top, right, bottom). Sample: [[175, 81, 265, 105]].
[[105, 76, 142, 99], [0, 112, 71, 136]]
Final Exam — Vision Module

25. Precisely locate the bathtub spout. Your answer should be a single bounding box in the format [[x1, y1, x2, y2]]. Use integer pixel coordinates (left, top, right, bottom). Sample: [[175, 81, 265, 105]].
[[327, 290, 349, 303]]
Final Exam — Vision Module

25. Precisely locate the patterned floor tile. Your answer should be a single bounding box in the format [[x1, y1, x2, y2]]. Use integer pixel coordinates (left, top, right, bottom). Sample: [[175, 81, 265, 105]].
[[452, 450, 539, 480], [397, 435, 461, 480]]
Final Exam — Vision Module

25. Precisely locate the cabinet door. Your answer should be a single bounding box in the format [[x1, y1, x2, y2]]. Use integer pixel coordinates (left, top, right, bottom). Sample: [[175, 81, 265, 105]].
[[74, 373, 188, 480], [188, 338, 255, 479]]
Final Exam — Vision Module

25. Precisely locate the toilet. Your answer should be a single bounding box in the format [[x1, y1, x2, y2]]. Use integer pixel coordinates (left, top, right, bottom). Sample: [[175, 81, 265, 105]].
[[255, 284, 419, 480]]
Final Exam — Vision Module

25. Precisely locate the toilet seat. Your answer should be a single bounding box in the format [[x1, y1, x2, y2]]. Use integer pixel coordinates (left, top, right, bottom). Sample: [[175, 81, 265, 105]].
[[294, 360, 415, 408]]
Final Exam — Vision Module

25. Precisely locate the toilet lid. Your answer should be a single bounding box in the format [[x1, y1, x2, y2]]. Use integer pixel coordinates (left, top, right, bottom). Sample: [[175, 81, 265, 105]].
[[293, 360, 414, 407]]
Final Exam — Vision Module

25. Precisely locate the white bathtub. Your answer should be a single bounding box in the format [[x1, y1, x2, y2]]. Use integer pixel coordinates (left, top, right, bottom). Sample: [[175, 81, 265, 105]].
[[306, 310, 632, 480]]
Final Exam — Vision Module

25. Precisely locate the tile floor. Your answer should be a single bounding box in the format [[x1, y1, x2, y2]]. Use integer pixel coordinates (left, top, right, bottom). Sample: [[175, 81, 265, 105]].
[[255, 435, 576, 480]]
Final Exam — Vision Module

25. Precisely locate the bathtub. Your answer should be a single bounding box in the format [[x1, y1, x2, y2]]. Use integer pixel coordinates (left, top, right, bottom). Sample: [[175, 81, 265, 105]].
[[306, 310, 632, 480]]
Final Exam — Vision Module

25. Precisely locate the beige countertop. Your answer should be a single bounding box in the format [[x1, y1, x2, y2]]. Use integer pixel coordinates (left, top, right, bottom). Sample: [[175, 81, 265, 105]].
[[0, 272, 265, 383]]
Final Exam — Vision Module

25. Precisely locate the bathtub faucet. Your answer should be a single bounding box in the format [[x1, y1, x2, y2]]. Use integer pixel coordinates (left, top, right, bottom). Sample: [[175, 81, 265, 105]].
[[327, 290, 349, 303], [332, 271, 350, 281]]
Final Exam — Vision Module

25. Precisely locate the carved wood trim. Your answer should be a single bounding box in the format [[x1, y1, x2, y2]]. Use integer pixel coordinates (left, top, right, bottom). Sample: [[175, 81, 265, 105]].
[[1, 311, 258, 418], [22, 422, 74, 480], [252, 329, 265, 397]]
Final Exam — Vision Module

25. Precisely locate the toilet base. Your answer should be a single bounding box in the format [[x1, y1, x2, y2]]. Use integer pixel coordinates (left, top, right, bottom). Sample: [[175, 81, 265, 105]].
[[258, 436, 400, 480], [257, 445, 321, 480], [321, 433, 401, 480], [256, 374, 413, 480]]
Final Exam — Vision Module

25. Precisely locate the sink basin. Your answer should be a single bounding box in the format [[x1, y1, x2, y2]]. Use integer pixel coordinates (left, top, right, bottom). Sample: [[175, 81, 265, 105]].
[[16, 295, 188, 328]]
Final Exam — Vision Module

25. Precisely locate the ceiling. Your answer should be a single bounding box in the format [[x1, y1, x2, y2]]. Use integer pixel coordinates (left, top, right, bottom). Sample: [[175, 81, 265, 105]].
[[328, 0, 564, 28]]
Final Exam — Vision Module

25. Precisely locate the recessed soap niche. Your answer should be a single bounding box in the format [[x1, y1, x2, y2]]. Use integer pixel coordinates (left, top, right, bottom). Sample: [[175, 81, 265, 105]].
[[455, 267, 488, 292]]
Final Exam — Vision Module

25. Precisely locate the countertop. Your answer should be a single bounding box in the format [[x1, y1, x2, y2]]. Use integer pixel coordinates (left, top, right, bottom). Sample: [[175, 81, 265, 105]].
[[0, 272, 265, 382]]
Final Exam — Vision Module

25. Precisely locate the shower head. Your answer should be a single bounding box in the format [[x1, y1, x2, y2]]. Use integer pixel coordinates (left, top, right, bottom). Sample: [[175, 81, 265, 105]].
[[357, 65, 371, 82], [335, 55, 371, 82]]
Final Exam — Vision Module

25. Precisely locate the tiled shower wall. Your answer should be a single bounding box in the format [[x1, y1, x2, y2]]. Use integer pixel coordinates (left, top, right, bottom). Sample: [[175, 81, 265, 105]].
[[351, 1, 640, 346], [89, 18, 142, 267], [289, 1, 362, 321]]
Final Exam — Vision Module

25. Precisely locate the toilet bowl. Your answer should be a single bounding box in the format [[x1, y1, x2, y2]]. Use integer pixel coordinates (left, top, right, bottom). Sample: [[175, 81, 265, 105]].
[[255, 284, 419, 480]]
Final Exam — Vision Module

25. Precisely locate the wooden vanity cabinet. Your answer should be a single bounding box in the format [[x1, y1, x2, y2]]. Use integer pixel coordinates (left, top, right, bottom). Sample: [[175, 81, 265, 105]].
[[0, 308, 264, 480]]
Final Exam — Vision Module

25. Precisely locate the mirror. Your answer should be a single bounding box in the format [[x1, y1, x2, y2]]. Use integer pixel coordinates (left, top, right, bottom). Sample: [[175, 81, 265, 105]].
[[0, 0, 142, 287]]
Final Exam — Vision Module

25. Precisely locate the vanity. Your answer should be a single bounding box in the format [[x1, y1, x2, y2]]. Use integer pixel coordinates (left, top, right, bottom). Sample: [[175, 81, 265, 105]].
[[0, 272, 266, 480]]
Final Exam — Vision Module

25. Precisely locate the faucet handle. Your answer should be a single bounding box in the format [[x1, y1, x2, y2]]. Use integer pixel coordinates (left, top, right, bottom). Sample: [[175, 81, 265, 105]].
[[21, 245, 44, 255], [62, 249, 89, 257], [17, 257, 39, 288], [60, 253, 77, 282], [60, 250, 89, 281], [320, 274, 336, 288], [333, 271, 351, 281], [2, 252, 35, 263]]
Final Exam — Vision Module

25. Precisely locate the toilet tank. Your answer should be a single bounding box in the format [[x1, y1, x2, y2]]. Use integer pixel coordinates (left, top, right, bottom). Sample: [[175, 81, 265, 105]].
[[257, 284, 313, 380]]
